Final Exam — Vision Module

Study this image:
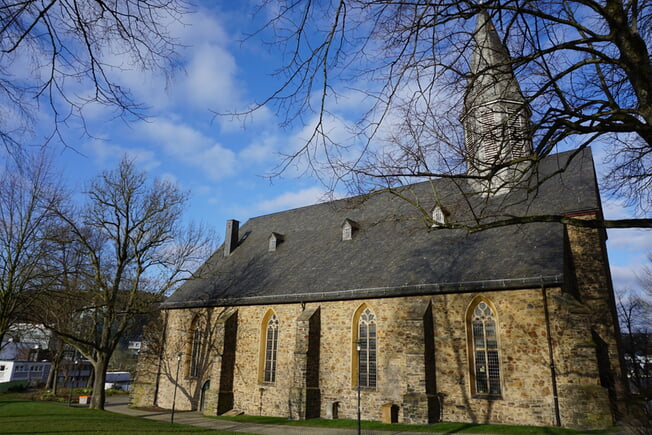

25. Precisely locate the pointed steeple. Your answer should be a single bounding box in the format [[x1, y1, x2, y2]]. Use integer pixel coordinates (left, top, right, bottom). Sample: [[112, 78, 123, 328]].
[[463, 10, 532, 189], [468, 10, 523, 104]]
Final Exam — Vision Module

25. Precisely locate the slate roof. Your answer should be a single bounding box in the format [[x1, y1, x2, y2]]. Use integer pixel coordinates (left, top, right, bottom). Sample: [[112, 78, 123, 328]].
[[163, 148, 602, 309]]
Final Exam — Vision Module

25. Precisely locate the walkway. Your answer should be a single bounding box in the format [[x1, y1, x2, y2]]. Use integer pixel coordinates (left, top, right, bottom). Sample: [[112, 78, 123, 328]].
[[105, 396, 630, 435]]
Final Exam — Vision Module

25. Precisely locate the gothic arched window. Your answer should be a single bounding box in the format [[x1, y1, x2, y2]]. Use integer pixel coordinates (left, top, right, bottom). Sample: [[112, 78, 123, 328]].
[[468, 299, 501, 396], [189, 316, 203, 378], [354, 306, 377, 388], [262, 312, 279, 383]]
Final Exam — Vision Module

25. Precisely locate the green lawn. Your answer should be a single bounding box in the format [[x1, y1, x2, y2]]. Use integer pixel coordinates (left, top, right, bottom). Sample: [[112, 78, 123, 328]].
[[0, 394, 620, 435], [0, 398, 233, 434]]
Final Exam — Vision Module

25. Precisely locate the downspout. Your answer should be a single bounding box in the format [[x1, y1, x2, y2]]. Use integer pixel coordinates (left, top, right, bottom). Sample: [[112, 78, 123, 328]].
[[541, 283, 562, 427]]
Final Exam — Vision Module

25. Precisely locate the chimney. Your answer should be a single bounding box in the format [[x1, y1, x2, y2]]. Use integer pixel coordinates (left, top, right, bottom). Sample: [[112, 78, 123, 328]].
[[224, 219, 240, 257]]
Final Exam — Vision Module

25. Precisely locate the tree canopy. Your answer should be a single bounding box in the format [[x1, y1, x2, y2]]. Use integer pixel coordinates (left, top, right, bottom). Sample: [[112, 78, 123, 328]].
[[36, 157, 213, 410], [0, 151, 62, 348]]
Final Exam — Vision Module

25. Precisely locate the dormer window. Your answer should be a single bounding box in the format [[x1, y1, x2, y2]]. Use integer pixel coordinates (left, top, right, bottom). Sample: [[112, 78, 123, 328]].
[[268, 233, 284, 252], [431, 205, 447, 227], [342, 219, 359, 241]]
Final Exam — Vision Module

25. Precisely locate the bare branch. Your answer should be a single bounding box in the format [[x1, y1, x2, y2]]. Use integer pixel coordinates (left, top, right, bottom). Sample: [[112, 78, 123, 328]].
[[0, 0, 190, 151], [237, 0, 652, 228]]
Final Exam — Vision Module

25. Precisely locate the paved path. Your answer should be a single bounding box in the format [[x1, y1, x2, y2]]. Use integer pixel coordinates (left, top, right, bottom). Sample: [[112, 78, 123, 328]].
[[104, 396, 631, 435], [104, 395, 424, 434]]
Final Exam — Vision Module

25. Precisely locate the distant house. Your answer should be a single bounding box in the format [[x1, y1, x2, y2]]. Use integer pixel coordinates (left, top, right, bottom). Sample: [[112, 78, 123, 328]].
[[0, 338, 50, 389], [622, 332, 652, 396], [133, 12, 624, 430], [105, 371, 132, 391], [0, 325, 94, 390], [128, 341, 142, 353], [57, 357, 93, 389], [0, 360, 50, 389]]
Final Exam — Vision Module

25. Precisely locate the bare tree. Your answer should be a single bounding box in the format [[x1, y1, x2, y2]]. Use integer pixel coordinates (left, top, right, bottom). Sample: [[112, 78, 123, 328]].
[[245, 0, 652, 230], [39, 157, 213, 410], [640, 253, 652, 300], [0, 0, 189, 152], [617, 262, 652, 432], [0, 151, 63, 348], [44, 332, 66, 395], [618, 288, 651, 389]]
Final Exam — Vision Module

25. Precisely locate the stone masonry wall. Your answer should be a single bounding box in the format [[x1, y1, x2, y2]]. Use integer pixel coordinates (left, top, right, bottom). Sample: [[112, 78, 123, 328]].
[[432, 291, 557, 426], [143, 286, 615, 428], [153, 308, 219, 411], [130, 345, 159, 408], [547, 288, 612, 428], [565, 218, 625, 420]]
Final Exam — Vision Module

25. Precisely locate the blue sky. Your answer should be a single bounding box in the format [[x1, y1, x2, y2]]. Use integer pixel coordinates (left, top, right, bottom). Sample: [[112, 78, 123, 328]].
[[26, 2, 652, 293]]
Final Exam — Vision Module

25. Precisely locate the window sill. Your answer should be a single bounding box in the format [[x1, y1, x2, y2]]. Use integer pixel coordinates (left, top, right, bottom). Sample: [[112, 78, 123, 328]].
[[352, 386, 376, 392], [472, 394, 502, 400]]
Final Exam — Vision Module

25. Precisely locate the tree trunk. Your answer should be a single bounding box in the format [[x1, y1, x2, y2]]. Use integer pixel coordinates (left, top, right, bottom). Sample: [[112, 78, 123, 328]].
[[46, 359, 59, 394], [86, 368, 94, 389], [605, 0, 652, 144], [90, 354, 109, 410]]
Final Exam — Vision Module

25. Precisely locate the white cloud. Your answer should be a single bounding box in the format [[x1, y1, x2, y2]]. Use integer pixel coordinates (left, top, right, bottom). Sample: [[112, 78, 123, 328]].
[[602, 197, 635, 220], [607, 228, 652, 256], [611, 263, 647, 291], [143, 120, 205, 154], [165, 7, 247, 114], [176, 43, 241, 111], [280, 112, 358, 177], [219, 104, 276, 134], [198, 144, 238, 180], [83, 6, 242, 117], [140, 119, 237, 180], [239, 134, 281, 165], [256, 187, 329, 213], [176, 7, 230, 46], [84, 139, 160, 171], [159, 172, 179, 186], [602, 197, 651, 291]]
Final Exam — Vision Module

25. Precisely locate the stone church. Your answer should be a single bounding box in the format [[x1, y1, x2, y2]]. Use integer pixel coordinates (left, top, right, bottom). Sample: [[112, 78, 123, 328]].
[[132, 12, 624, 429]]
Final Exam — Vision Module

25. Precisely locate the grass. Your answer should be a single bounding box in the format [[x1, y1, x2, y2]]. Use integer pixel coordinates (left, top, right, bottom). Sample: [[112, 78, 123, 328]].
[[212, 414, 619, 434], [0, 397, 235, 434], [0, 391, 621, 434]]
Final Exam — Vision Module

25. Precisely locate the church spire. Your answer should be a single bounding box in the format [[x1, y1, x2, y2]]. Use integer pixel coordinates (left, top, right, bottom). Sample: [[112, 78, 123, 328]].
[[468, 10, 522, 104], [463, 10, 532, 187]]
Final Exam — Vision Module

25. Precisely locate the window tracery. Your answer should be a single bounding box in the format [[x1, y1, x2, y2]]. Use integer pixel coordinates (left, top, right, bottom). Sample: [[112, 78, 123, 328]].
[[469, 300, 501, 396], [356, 306, 377, 388], [263, 313, 279, 383]]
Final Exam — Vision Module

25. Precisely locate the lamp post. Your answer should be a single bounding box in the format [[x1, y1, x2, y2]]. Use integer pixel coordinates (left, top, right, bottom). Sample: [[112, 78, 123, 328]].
[[171, 352, 182, 424], [67, 367, 73, 407], [67, 359, 78, 407], [355, 340, 362, 435]]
